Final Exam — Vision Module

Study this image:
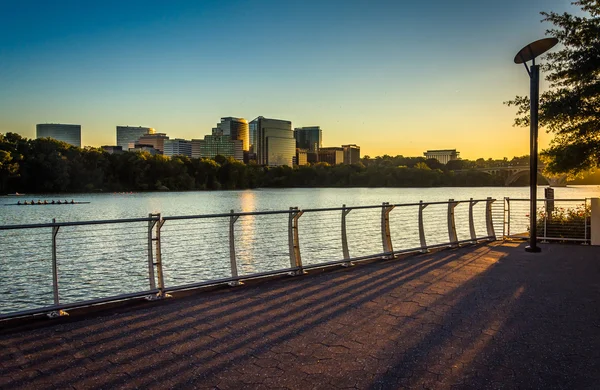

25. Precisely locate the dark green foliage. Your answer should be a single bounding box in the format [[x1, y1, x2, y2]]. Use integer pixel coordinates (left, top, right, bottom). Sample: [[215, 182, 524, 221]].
[[0, 134, 537, 194], [506, 1, 600, 175]]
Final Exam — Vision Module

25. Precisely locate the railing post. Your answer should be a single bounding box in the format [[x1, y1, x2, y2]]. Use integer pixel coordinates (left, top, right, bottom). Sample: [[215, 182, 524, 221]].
[[381, 202, 395, 258], [48, 218, 67, 318], [468, 198, 479, 243], [486, 197, 496, 241], [154, 214, 167, 298], [51, 218, 60, 306], [505, 197, 511, 239], [341, 204, 353, 266], [147, 214, 157, 290], [447, 199, 459, 247], [288, 207, 305, 275], [418, 201, 428, 253], [543, 199, 548, 242], [229, 210, 242, 286]]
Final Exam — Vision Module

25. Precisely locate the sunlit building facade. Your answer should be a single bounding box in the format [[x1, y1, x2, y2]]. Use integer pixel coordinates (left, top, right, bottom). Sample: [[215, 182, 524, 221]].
[[250, 116, 295, 167], [36, 123, 81, 147], [295, 149, 308, 166], [136, 133, 169, 153], [342, 144, 361, 164], [116, 126, 155, 151], [423, 149, 460, 164], [294, 126, 322, 152], [164, 139, 192, 158], [192, 135, 243, 161], [319, 147, 344, 165], [213, 117, 249, 152]]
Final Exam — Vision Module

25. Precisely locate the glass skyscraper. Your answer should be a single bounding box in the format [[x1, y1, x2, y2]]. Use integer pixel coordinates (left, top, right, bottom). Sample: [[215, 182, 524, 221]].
[[294, 126, 322, 152], [116, 126, 155, 151], [214, 117, 249, 152], [36, 123, 81, 147], [250, 116, 295, 167]]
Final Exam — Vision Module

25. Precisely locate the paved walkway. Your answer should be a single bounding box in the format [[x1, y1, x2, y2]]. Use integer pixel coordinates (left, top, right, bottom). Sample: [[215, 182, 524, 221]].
[[1, 242, 600, 389]]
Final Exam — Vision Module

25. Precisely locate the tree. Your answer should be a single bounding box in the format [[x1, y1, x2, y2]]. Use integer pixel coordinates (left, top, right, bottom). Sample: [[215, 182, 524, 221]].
[[506, 0, 600, 175]]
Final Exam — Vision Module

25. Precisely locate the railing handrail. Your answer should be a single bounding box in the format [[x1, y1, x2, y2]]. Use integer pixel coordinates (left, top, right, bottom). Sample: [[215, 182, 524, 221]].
[[0, 198, 497, 230], [505, 198, 588, 202]]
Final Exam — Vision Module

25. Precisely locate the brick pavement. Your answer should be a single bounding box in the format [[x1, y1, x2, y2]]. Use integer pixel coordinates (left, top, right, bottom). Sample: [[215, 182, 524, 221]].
[[1, 242, 600, 389]]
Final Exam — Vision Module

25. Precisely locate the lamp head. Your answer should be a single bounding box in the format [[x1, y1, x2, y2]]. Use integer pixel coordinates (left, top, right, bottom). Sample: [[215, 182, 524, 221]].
[[514, 37, 559, 64]]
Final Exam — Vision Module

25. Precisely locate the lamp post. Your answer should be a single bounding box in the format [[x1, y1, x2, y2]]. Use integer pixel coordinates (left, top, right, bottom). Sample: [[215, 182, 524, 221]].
[[514, 37, 558, 253]]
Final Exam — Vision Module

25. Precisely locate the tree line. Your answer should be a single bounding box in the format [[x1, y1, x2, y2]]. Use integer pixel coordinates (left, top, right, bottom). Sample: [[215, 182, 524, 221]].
[[1, 133, 523, 194]]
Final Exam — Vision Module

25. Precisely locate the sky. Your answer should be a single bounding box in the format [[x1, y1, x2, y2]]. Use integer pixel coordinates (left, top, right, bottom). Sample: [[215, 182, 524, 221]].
[[0, 0, 580, 160]]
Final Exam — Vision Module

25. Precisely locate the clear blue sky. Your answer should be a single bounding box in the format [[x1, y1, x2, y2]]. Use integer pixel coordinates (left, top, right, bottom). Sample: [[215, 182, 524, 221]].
[[0, 0, 577, 159]]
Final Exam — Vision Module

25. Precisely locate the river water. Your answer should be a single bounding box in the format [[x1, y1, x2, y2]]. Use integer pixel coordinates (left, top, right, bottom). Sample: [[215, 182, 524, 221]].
[[1, 186, 598, 315]]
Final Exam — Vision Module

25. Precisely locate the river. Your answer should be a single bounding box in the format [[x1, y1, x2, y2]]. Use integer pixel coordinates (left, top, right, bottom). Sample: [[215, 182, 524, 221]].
[[1, 186, 598, 316]]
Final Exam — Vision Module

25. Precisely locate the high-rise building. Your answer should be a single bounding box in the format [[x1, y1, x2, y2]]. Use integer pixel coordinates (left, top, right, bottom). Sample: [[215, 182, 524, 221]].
[[116, 126, 155, 151], [213, 117, 249, 152], [136, 133, 169, 153], [36, 123, 81, 147], [294, 126, 322, 152], [423, 149, 460, 164], [250, 116, 296, 167], [192, 135, 243, 161], [319, 147, 344, 165], [164, 139, 192, 158], [342, 144, 361, 164]]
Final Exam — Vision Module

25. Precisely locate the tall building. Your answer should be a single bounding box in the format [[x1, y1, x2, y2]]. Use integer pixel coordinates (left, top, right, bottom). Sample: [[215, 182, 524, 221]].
[[136, 133, 169, 153], [116, 126, 155, 151], [319, 147, 344, 165], [36, 123, 81, 147], [192, 135, 243, 161], [294, 126, 322, 152], [250, 116, 296, 167], [423, 149, 460, 164], [164, 139, 192, 158], [213, 117, 249, 152], [342, 144, 361, 164]]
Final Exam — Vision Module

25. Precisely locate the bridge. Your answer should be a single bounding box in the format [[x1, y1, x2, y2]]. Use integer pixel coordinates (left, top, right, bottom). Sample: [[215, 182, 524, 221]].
[[459, 165, 568, 186]]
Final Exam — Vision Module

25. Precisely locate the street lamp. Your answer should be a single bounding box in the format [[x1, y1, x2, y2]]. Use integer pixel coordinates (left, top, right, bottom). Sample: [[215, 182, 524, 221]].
[[514, 37, 558, 253]]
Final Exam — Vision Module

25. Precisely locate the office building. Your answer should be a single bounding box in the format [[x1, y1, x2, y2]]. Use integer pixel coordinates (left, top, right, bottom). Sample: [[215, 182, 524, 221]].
[[342, 144, 361, 164], [129, 145, 159, 155], [250, 116, 296, 167], [213, 117, 249, 152], [423, 149, 460, 164], [101, 145, 123, 154], [319, 147, 344, 165], [192, 135, 243, 161], [136, 133, 169, 153], [164, 139, 192, 158], [116, 126, 155, 151], [295, 149, 308, 166], [294, 126, 322, 152], [36, 123, 81, 147]]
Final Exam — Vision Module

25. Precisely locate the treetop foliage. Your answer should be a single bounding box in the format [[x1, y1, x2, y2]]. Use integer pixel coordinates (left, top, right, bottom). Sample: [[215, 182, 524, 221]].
[[506, 0, 600, 175]]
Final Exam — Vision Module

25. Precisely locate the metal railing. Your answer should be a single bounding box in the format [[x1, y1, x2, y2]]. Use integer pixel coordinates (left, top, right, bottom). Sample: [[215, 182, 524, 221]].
[[0, 198, 498, 320], [502, 197, 590, 243]]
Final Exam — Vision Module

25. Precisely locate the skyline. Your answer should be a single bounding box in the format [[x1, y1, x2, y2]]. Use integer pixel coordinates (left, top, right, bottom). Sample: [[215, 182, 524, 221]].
[[0, 0, 578, 160]]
